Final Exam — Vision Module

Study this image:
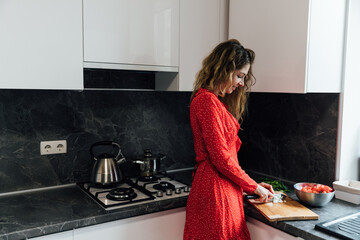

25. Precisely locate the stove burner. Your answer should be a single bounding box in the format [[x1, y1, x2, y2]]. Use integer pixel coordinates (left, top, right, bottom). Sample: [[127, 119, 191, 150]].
[[106, 187, 137, 201], [138, 175, 159, 182], [153, 181, 176, 192]]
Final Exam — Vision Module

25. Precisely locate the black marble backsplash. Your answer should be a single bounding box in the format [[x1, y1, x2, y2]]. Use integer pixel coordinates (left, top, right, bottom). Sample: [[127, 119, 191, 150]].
[[0, 89, 195, 193], [0, 80, 339, 193], [238, 93, 339, 186]]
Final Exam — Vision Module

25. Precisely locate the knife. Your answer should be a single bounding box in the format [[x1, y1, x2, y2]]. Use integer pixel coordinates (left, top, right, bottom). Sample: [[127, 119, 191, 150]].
[[245, 193, 286, 202], [245, 194, 262, 200]]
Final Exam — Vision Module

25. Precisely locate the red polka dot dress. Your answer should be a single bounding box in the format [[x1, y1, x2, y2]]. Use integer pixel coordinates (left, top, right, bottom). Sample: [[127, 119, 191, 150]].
[[183, 88, 258, 240]]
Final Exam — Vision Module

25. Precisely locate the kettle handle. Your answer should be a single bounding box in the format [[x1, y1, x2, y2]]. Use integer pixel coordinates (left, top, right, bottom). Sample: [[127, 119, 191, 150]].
[[90, 141, 123, 160]]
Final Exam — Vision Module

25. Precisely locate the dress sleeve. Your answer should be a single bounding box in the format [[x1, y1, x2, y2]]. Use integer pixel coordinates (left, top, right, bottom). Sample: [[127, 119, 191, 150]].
[[193, 95, 258, 194]]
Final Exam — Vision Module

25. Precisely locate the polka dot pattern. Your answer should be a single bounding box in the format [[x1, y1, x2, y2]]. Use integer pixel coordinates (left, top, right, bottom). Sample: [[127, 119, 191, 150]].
[[183, 88, 258, 240]]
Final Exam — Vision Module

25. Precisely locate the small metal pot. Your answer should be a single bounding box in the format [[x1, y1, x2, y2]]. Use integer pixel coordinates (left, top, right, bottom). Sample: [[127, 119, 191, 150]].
[[131, 149, 166, 177]]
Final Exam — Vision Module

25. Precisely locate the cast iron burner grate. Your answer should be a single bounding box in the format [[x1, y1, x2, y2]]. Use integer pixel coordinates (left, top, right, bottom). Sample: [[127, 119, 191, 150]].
[[153, 181, 176, 192], [106, 187, 137, 201], [137, 176, 159, 182], [315, 212, 360, 240]]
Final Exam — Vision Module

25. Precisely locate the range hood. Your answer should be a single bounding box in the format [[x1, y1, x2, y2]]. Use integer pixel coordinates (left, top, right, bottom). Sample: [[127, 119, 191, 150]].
[[83, 68, 178, 91]]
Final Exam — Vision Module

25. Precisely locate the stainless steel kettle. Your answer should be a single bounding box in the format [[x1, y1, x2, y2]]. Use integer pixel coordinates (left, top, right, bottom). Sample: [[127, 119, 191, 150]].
[[90, 141, 126, 186]]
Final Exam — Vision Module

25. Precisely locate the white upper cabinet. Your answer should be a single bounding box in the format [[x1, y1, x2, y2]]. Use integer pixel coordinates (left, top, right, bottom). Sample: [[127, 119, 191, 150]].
[[229, 0, 346, 93], [83, 0, 179, 72], [177, 0, 228, 91], [0, 0, 83, 90]]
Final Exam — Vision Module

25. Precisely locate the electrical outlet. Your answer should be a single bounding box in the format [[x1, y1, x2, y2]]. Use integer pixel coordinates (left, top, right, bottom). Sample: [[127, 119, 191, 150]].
[[40, 140, 67, 155]]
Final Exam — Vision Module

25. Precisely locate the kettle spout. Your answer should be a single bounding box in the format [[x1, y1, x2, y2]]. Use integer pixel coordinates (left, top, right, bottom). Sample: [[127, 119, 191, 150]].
[[116, 157, 126, 164], [115, 148, 126, 164]]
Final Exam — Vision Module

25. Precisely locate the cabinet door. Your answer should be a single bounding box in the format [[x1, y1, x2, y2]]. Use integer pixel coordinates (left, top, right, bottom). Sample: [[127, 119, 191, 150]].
[[0, 0, 83, 90], [246, 217, 302, 240], [178, 0, 227, 91], [31, 230, 73, 240], [74, 208, 186, 240], [229, 0, 309, 93], [229, 0, 346, 93], [83, 0, 179, 72], [306, 0, 346, 93]]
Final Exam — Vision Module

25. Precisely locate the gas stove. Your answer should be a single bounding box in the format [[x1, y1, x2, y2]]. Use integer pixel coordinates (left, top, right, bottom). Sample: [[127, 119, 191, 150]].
[[78, 173, 190, 211]]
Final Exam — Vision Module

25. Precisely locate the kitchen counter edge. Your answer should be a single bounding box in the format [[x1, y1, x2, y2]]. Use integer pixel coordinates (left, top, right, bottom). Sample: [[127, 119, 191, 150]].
[[1, 169, 359, 240]]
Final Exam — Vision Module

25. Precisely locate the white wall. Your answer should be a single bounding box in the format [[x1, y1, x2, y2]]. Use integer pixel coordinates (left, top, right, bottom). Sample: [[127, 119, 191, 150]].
[[336, 0, 360, 181]]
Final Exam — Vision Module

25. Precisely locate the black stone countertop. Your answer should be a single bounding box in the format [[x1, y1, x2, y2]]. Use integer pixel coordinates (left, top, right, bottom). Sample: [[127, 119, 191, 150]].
[[0, 169, 359, 240], [244, 170, 360, 240], [244, 193, 360, 240], [0, 171, 190, 240]]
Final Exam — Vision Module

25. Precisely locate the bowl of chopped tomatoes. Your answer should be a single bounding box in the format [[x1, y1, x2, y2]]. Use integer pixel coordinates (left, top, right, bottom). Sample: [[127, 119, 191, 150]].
[[294, 183, 335, 207]]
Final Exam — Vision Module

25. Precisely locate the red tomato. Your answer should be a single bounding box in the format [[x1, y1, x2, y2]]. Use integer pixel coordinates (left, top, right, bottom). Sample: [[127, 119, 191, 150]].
[[300, 184, 333, 193]]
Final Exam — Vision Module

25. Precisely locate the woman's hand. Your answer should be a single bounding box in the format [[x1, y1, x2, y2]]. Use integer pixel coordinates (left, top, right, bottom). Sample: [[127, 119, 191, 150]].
[[253, 182, 275, 203]]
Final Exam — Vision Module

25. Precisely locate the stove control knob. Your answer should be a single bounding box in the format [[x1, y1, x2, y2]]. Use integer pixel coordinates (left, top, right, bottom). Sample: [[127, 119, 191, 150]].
[[175, 188, 181, 194], [184, 186, 191, 192], [156, 191, 163, 197], [166, 189, 173, 196]]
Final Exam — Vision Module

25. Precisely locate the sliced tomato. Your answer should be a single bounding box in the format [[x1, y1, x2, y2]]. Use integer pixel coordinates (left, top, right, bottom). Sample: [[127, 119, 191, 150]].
[[300, 184, 333, 193]]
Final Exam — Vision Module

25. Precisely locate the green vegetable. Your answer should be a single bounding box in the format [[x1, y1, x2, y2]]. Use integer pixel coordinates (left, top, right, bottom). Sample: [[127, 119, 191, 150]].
[[260, 178, 291, 193]]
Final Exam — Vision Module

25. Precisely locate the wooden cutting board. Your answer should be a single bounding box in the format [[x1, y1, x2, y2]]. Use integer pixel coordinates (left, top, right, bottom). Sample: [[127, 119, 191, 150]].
[[246, 193, 319, 222]]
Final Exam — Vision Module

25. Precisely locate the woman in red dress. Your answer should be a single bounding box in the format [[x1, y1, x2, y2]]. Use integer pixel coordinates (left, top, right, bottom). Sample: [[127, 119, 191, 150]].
[[183, 39, 274, 240]]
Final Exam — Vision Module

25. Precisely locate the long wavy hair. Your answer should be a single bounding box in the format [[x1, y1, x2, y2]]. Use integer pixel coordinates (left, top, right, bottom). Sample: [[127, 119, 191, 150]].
[[190, 39, 256, 124]]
